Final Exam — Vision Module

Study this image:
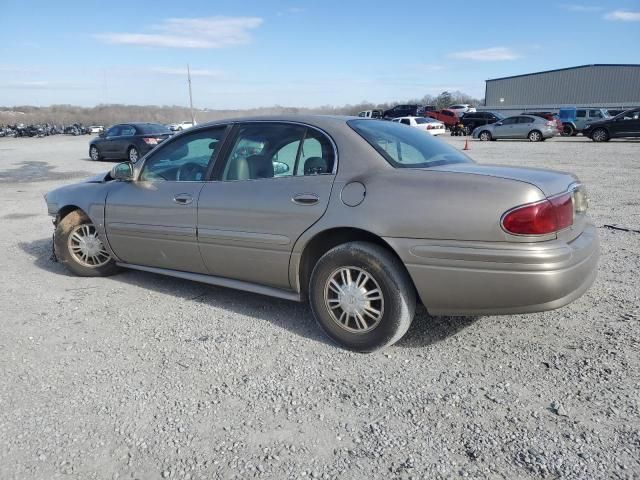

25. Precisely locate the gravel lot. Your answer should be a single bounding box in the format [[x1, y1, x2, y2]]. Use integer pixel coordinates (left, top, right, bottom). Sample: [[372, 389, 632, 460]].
[[0, 133, 638, 480]]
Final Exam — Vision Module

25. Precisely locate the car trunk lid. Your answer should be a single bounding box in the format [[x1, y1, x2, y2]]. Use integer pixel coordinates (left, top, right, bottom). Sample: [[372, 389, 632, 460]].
[[428, 163, 578, 197]]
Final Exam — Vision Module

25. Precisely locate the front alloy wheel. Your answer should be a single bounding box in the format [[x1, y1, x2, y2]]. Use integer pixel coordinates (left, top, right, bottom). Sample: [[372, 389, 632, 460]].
[[128, 147, 139, 162], [591, 128, 609, 142], [479, 131, 491, 141], [89, 146, 100, 161], [54, 210, 119, 277]]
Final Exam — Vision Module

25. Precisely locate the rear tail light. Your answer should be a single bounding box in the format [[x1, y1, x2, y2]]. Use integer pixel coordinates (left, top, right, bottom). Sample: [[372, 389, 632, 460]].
[[426, 125, 434, 130], [501, 192, 574, 235], [143, 137, 158, 145], [545, 121, 555, 127]]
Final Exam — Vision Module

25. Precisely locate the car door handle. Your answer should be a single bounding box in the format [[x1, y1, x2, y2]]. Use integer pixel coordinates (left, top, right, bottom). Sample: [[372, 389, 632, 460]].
[[292, 193, 319, 205], [173, 193, 193, 205]]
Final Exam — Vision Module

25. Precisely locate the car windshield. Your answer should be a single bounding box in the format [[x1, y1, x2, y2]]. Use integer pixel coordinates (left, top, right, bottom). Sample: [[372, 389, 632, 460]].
[[348, 119, 473, 168], [139, 124, 171, 134]]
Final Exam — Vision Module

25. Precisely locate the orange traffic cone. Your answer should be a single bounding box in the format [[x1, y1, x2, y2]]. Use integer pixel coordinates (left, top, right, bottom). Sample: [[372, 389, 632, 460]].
[[463, 137, 470, 150]]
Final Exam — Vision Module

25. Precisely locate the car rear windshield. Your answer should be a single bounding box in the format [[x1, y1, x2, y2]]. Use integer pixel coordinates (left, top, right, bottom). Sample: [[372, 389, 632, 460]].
[[348, 119, 473, 168], [139, 124, 171, 134]]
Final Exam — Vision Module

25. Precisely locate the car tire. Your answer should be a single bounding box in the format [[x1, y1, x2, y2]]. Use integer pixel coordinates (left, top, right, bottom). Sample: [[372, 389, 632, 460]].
[[528, 130, 543, 142], [128, 146, 139, 163], [479, 130, 492, 141], [591, 128, 609, 142], [54, 210, 119, 277], [89, 145, 101, 161], [562, 124, 574, 136], [309, 241, 416, 352]]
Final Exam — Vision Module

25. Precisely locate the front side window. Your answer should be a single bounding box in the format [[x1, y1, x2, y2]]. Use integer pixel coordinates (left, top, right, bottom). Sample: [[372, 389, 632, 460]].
[[221, 123, 335, 181], [348, 119, 472, 168], [589, 109, 603, 119], [139, 127, 226, 182], [106, 125, 120, 137], [501, 117, 517, 125]]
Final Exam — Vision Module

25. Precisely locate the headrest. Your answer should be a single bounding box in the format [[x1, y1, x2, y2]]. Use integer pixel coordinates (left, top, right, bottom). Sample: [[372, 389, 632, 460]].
[[303, 156, 328, 175]]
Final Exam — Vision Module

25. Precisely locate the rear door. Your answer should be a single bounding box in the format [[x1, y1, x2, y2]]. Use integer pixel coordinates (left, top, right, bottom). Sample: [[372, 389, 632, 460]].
[[104, 126, 229, 273], [197, 122, 336, 289], [113, 124, 136, 158], [516, 116, 535, 137], [574, 109, 587, 130]]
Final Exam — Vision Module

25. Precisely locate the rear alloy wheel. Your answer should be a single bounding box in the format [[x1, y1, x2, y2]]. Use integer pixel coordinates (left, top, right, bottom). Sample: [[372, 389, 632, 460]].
[[562, 124, 574, 136], [479, 130, 492, 141], [89, 145, 101, 161], [54, 210, 119, 277], [528, 130, 543, 142], [309, 241, 416, 352], [128, 147, 139, 163], [591, 128, 609, 142]]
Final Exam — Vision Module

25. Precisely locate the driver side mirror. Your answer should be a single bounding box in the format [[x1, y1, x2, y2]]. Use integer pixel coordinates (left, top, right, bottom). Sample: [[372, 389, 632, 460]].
[[110, 162, 134, 181], [99, 131, 106, 138]]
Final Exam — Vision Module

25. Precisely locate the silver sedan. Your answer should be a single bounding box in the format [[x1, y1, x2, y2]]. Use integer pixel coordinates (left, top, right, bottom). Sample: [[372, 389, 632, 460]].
[[472, 114, 558, 142], [45, 116, 598, 351]]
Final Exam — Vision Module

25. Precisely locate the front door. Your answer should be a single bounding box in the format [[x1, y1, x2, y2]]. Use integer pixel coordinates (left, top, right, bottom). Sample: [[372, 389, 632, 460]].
[[493, 117, 518, 138], [197, 122, 336, 289], [101, 125, 121, 158], [104, 126, 229, 273], [611, 109, 640, 137]]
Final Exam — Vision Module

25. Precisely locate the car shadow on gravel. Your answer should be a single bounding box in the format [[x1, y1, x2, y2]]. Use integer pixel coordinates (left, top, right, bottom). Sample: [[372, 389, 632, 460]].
[[20, 237, 479, 348]]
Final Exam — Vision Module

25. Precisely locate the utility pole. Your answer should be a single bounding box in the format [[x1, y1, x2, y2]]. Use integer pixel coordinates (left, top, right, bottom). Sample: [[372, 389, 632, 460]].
[[187, 64, 195, 124]]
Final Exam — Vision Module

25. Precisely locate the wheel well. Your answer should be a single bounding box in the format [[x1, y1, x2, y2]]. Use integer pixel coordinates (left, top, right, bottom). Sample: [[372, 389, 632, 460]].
[[56, 205, 85, 225], [297, 227, 415, 298]]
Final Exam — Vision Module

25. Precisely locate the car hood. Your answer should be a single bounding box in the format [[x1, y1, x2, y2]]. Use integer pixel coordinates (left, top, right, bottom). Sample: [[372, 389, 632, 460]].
[[428, 163, 578, 197], [82, 171, 110, 183]]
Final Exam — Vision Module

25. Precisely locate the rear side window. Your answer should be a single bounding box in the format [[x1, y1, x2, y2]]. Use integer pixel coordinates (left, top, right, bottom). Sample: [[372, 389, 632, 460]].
[[221, 123, 335, 181], [348, 119, 472, 168], [400, 119, 411, 125], [576, 110, 587, 118], [518, 116, 534, 124], [139, 124, 171, 134]]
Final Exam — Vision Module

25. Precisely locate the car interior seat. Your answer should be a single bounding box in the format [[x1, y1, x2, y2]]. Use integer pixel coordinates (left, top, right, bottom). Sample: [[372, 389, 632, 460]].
[[303, 156, 328, 175]]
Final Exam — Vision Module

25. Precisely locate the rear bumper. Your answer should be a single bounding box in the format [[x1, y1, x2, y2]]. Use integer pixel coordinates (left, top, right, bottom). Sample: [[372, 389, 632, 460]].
[[384, 223, 599, 316]]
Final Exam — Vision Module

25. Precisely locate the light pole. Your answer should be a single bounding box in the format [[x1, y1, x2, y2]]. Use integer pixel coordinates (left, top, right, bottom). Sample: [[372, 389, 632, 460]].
[[187, 64, 195, 124]]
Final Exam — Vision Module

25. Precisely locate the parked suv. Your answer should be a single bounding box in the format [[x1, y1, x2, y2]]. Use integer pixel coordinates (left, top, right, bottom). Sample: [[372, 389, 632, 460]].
[[461, 112, 503, 133], [357, 110, 383, 119], [448, 104, 476, 117], [582, 107, 640, 142], [559, 108, 610, 136], [383, 104, 424, 119]]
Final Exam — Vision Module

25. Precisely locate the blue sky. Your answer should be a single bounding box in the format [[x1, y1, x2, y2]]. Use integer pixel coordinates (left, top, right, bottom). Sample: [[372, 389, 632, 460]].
[[1, 0, 639, 108]]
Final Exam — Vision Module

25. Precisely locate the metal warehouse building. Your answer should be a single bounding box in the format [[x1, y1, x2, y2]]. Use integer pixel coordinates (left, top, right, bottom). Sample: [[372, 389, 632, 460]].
[[484, 64, 640, 112]]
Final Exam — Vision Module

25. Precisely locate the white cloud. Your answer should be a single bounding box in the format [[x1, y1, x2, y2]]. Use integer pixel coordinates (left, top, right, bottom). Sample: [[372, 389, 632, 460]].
[[149, 67, 227, 78], [559, 4, 602, 12], [95, 16, 263, 49], [604, 10, 640, 21], [449, 47, 520, 61]]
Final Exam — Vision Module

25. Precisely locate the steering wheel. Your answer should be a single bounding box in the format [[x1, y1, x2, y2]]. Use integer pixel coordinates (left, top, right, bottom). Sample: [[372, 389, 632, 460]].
[[176, 162, 206, 181]]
